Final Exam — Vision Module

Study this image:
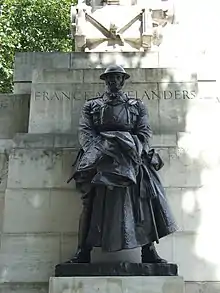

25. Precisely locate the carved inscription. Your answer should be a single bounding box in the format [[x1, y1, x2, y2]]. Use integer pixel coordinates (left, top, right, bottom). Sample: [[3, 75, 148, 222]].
[[33, 90, 208, 101], [34, 91, 73, 101], [0, 98, 26, 110], [127, 90, 196, 100]]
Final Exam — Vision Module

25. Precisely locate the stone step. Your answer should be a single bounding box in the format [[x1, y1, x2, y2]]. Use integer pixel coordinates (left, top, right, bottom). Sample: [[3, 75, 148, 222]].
[[49, 276, 184, 293], [0, 282, 48, 293]]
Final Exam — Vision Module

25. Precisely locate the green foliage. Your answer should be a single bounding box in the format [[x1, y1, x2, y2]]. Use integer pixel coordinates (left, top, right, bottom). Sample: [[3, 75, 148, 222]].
[[0, 0, 75, 93]]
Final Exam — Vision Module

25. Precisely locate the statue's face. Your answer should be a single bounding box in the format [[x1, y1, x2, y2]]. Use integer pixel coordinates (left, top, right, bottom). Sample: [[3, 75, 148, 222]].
[[105, 73, 125, 93]]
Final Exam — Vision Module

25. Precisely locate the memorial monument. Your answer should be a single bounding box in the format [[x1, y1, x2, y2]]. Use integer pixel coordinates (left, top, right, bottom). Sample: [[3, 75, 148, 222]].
[[1, 0, 218, 292]]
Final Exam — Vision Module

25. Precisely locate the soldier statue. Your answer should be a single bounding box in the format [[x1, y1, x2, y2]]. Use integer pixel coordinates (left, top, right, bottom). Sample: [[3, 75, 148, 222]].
[[67, 65, 177, 263]]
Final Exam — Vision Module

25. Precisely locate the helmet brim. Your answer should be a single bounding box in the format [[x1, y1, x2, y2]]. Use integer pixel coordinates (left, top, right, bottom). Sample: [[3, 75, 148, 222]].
[[100, 72, 130, 80]]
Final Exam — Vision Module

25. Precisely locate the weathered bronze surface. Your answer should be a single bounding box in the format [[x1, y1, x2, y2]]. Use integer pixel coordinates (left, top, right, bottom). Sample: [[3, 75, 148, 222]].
[[67, 65, 177, 265], [55, 262, 178, 277]]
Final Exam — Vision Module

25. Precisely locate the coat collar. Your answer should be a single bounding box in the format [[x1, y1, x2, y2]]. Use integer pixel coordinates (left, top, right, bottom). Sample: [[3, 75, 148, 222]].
[[103, 91, 128, 105]]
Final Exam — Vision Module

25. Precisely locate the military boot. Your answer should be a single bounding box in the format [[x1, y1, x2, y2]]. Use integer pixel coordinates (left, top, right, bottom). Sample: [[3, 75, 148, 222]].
[[141, 243, 167, 263]]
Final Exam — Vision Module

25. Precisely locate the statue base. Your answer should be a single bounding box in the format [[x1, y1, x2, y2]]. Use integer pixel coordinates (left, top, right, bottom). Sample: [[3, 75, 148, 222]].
[[55, 262, 178, 277], [49, 275, 184, 293]]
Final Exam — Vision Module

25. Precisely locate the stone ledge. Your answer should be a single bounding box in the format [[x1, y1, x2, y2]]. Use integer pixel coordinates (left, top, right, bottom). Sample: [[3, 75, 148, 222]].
[[55, 262, 178, 277], [12, 133, 79, 149], [185, 281, 220, 293], [32, 68, 197, 84], [0, 139, 13, 153], [0, 282, 48, 293], [49, 276, 184, 293], [12, 133, 178, 149]]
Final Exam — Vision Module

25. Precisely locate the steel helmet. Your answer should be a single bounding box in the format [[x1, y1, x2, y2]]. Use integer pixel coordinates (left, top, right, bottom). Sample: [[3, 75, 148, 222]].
[[100, 65, 130, 80]]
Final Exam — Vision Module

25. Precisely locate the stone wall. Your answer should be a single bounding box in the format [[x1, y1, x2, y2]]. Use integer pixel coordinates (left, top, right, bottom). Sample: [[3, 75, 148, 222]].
[[0, 47, 219, 293], [0, 142, 9, 236], [29, 68, 198, 135], [0, 94, 30, 139]]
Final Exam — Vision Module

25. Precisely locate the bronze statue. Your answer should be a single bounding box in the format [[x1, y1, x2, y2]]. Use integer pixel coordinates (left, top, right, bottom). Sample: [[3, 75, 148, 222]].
[[68, 65, 177, 263]]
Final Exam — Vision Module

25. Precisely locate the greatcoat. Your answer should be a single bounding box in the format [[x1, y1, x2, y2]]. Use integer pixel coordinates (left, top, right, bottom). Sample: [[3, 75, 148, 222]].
[[69, 91, 177, 252]]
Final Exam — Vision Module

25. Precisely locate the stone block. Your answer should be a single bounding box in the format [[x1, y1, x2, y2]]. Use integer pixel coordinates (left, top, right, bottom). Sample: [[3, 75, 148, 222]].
[[14, 52, 70, 94], [139, 82, 160, 133], [197, 81, 217, 99], [0, 139, 13, 153], [12, 133, 79, 149], [28, 67, 198, 134], [185, 282, 220, 293], [0, 153, 8, 192], [0, 283, 49, 293], [7, 149, 76, 189], [29, 82, 161, 134], [0, 193, 5, 233], [155, 235, 174, 263], [32, 69, 83, 84], [14, 83, 32, 95], [33, 67, 197, 83], [60, 234, 78, 263], [157, 81, 198, 133], [3, 189, 81, 233], [158, 53, 189, 69], [70, 52, 159, 69], [13, 52, 165, 94], [14, 52, 71, 83], [151, 134, 177, 148], [49, 276, 184, 293], [13, 133, 177, 150], [29, 83, 80, 134], [54, 133, 79, 149], [82, 68, 178, 84], [0, 94, 30, 139], [49, 190, 81, 233], [181, 189, 202, 233], [159, 147, 202, 188], [185, 282, 203, 293], [162, 187, 203, 233], [165, 187, 184, 231], [31, 68, 197, 86], [29, 81, 162, 134], [0, 234, 60, 282], [0, 152, 7, 233], [13, 134, 55, 149], [173, 233, 220, 281]]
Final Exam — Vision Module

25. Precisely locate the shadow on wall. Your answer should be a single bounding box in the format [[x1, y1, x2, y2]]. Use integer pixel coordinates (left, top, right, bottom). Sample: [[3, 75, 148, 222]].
[[177, 79, 220, 291]]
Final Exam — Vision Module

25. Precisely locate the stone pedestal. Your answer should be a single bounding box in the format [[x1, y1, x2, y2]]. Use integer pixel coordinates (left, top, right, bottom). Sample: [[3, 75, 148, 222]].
[[55, 262, 178, 277], [49, 276, 184, 293]]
